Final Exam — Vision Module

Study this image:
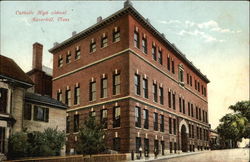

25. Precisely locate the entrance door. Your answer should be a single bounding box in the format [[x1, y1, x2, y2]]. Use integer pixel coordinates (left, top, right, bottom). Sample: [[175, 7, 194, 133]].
[[181, 125, 188, 152]]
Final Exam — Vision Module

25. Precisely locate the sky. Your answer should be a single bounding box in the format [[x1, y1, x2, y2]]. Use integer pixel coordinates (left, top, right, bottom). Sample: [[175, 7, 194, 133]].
[[1, 1, 249, 130]]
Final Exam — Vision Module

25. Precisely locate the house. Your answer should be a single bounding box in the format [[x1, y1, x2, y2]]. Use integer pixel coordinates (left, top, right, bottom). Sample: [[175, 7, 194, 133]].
[[0, 51, 67, 158]]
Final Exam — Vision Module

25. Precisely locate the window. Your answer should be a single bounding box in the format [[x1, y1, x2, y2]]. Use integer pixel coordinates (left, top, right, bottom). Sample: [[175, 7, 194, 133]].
[[101, 36, 108, 48], [160, 114, 164, 132], [189, 124, 191, 138], [0, 88, 8, 113], [113, 137, 120, 151], [198, 82, 200, 92], [75, 46, 81, 59], [153, 83, 158, 102], [74, 85, 80, 105], [74, 114, 79, 132], [154, 140, 159, 154], [205, 111, 208, 123], [172, 93, 176, 110], [199, 108, 201, 120], [204, 87, 207, 97], [168, 91, 171, 108], [134, 74, 140, 95], [153, 112, 158, 131], [134, 30, 140, 48], [202, 110, 205, 122], [187, 73, 189, 84], [142, 37, 147, 54], [66, 52, 71, 64], [0, 127, 5, 153], [113, 107, 120, 128], [144, 138, 149, 156], [195, 80, 197, 90], [190, 75, 192, 86], [179, 97, 182, 112], [169, 142, 173, 153], [167, 57, 170, 71], [57, 91, 62, 102], [159, 87, 164, 105], [171, 60, 175, 74], [101, 109, 108, 129], [196, 106, 198, 119], [152, 45, 157, 61], [178, 66, 184, 82], [169, 117, 172, 134], [135, 107, 141, 128], [192, 125, 194, 138], [34, 106, 49, 122], [143, 109, 149, 129], [24, 103, 32, 120], [173, 118, 176, 135], [89, 81, 96, 101], [201, 85, 204, 95], [200, 127, 202, 140], [113, 28, 120, 42], [136, 137, 141, 153], [197, 126, 199, 139], [65, 89, 71, 106], [182, 99, 185, 114], [188, 102, 190, 116], [66, 116, 70, 133], [143, 78, 148, 98], [101, 78, 108, 98], [113, 73, 120, 95], [161, 141, 165, 155], [191, 104, 194, 117], [90, 41, 96, 53], [158, 50, 162, 65], [174, 142, 177, 153], [58, 57, 63, 67]]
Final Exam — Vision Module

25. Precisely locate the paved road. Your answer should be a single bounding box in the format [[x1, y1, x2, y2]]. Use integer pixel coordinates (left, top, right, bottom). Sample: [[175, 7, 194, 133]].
[[157, 148, 249, 162]]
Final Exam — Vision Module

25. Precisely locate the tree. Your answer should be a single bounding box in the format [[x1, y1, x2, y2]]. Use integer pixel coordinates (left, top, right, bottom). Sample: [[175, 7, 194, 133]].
[[217, 113, 247, 141], [8, 132, 29, 159], [8, 127, 65, 159], [76, 114, 106, 155], [229, 101, 250, 121]]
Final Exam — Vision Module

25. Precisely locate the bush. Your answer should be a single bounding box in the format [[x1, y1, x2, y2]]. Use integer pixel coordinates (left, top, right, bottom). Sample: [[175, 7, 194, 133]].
[[8, 127, 65, 159]]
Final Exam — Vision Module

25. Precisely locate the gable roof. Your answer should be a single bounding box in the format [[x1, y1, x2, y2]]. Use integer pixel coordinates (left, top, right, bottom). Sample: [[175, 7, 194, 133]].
[[0, 55, 33, 87], [49, 4, 209, 83], [25, 92, 67, 109]]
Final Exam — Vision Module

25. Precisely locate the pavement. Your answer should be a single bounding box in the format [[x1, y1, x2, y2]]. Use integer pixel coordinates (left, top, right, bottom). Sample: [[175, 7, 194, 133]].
[[128, 148, 250, 162]]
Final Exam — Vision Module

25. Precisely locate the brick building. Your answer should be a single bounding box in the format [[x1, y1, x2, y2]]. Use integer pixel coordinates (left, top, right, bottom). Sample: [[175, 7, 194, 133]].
[[49, 1, 210, 157]]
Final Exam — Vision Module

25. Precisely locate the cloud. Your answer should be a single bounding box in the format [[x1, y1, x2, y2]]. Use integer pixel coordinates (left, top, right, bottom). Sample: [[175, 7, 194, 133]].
[[196, 20, 241, 33], [157, 20, 181, 24], [178, 29, 225, 43]]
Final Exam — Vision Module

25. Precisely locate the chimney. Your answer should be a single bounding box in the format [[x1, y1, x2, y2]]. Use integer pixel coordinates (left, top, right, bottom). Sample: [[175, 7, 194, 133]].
[[32, 42, 43, 70], [72, 31, 77, 36], [97, 16, 102, 23], [124, 0, 133, 8]]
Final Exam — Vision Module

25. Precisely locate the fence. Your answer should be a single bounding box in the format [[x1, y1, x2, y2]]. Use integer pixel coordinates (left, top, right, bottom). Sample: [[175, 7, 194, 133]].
[[5, 154, 127, 162]]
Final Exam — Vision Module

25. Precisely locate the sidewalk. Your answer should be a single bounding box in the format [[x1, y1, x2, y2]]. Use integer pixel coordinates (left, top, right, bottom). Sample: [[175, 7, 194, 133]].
[[128, 151, 207, 162]]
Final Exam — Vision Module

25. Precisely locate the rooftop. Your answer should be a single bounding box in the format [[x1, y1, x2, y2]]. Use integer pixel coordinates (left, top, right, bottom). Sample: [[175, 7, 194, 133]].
[[49, 2, 209, 83], [25, 92, 67, 109], [0, 55, 33, 87]]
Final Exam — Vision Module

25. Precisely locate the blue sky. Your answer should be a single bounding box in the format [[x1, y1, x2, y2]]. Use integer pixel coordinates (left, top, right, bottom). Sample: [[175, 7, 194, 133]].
[[1, 1, 249, 129]]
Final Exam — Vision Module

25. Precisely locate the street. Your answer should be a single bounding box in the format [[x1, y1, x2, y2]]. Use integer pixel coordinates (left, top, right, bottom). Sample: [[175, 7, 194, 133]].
[[156, 148, 249, 162]]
